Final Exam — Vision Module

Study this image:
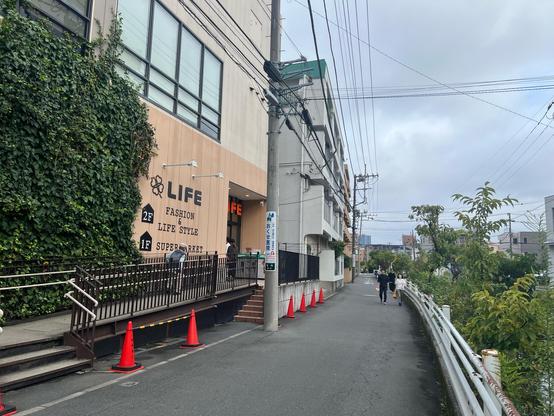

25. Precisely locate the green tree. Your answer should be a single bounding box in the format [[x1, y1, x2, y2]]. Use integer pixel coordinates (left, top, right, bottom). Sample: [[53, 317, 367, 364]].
[[410, 205, 462, 279], [453, 182, 516, 281]]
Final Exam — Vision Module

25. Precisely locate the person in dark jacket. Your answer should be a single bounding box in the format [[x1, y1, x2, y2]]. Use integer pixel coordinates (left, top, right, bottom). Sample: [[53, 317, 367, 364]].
[[377, 270, 388, 303], [226, 239, 238, 281]]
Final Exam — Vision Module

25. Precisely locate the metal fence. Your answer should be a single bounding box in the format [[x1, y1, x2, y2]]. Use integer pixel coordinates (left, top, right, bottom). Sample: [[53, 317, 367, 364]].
[[68, 253, 260, 354], [403, 280, 520, 416], [278, 250, 319, 285]]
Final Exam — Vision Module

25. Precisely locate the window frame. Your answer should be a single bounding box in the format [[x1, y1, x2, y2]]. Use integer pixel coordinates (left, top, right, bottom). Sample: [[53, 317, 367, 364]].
[[19, 0, 93, 40], [118, 0, 223, 142]]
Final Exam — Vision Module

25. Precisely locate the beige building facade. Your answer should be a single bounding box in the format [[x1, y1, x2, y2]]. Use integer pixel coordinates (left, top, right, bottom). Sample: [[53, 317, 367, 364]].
[[89, 0, 270, 255]]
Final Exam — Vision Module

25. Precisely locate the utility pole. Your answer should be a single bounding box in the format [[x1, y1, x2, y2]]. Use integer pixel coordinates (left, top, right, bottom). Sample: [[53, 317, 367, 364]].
[[263, 0, 281, 332], [351, 178, 359, 282], [411, 229, 416, 261], [508, 213, 513, 258], [351, 173, 378, 281]]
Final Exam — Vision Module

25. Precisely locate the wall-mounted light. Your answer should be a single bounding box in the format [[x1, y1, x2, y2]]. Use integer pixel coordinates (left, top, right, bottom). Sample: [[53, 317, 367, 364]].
[[192, 172, 224, 180], [162, 160, 198, 169]]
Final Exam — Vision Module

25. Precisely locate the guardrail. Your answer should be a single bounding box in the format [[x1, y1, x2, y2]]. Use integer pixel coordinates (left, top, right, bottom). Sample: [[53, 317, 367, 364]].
[[403, 280, 521, 416]]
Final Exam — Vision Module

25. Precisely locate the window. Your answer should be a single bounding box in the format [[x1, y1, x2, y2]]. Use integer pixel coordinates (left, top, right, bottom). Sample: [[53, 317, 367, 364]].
[[513, 238, 518, 244], [524, 237, 528, 244], [20, 0, 92, 39], [119, 0, 223, 141]]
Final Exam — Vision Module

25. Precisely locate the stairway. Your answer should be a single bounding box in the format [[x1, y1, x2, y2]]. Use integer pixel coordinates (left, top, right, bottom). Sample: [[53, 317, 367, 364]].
[[0, 337, 90, 391], [234, 288, 264, 324]]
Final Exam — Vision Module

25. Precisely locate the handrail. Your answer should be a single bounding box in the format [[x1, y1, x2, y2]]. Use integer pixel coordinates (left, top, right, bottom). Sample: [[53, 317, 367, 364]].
[[0, 269, 76, 279], [67, 279, 99, 307], [0, 280, 68, 291], [404, 280, 521, 416], [64, 292, 96, 320]]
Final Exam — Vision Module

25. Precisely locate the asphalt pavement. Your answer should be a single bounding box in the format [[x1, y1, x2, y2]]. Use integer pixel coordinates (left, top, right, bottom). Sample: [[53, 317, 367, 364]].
[[9, 275, 443, 416]]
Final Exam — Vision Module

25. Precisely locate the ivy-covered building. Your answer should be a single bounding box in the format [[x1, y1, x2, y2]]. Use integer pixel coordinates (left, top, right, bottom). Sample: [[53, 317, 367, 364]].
[[14, 0, 270, 256]]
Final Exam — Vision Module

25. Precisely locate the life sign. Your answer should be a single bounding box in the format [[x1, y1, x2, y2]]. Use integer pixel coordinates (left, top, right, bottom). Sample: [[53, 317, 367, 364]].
[[229, 199, 242, 216]]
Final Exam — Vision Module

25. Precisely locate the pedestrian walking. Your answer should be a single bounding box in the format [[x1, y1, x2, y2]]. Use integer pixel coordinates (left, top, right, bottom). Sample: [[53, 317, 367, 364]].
[[377, 269, 388, 303], [226, 238, 238, 281], [166, 243, 187, 293], [395, 274, 407, 306]]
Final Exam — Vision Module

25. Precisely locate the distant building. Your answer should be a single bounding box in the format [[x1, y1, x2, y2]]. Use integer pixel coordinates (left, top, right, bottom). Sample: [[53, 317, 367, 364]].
[[402, 234, 416, 248], [278, 59, 348, 292], [545, 195, 554, 283], [497, 232, 542, 256], [366, 244, 411, 256], [358, 234, 372, 246]]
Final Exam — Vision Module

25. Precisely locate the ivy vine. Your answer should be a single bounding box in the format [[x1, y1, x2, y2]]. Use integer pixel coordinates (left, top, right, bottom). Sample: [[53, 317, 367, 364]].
[[0, 7, 156, 320]]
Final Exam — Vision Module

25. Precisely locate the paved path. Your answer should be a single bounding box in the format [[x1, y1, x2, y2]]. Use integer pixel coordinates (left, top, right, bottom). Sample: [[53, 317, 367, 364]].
[[9, 275, 443, 415]]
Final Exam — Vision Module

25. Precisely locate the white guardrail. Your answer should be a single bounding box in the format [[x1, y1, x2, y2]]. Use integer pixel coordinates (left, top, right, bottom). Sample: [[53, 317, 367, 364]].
[[404, 280, 520, 416]]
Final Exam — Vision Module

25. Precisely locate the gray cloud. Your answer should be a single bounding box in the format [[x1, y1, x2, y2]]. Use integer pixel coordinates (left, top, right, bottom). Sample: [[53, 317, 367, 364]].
[[282, 0, 554, 242]]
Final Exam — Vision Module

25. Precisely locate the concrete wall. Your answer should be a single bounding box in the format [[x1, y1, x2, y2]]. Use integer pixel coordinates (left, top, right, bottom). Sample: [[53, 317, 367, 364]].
[[240, 200, 266, 253], [278, 281, 321, 318]]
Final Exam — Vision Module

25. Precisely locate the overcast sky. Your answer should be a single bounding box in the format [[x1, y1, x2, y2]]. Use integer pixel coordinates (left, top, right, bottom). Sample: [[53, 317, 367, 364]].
[[280, 0, 554, 244]]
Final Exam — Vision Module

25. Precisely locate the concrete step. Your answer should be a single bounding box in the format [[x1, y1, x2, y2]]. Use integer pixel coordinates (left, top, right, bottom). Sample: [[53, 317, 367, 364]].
[[0, 337, 62, 359], [254, 289, 264, 295], [237, 310, 263, 318], [250, 294, 263, 301], [247, 299, 263, 306], [242, 304, 263, 312], [234, 315, 264, 325], [0, 346, 76, 376], [0, 358, 90, 391]]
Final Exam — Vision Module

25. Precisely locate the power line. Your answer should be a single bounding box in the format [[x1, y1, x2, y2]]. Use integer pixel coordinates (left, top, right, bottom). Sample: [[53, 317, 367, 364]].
[[352, 0, 374, 174], [255, 0, 303, 57], [303, 84, 554, 100], [306, 0, 343, 170], [365, 0, 378, 180], [321, 0, 355, 177], [331, 0, 363, 173], [293, 0, 554, 128], [492, 103, 553, 185], [210, 0, 267, 61], [340, 0, 368, 168]]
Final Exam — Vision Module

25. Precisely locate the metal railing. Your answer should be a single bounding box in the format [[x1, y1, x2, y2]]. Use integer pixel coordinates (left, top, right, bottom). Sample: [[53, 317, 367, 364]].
[[278, 250, 319, 285], [404, 280, 521, 416], [67, 253, 260, 346]]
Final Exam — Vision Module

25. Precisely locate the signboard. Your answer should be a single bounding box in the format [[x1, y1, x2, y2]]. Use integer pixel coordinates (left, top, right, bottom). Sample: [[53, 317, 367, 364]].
[[265, 211, 277, 271], [139, 231, 153, 252], [137, 174, 204, 253], [141, 204, 154, 224]]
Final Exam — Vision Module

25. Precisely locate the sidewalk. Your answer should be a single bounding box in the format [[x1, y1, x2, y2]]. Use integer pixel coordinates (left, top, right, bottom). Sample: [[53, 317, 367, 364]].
[[0, 313, 70, 348], [7, 274, 443, 416]]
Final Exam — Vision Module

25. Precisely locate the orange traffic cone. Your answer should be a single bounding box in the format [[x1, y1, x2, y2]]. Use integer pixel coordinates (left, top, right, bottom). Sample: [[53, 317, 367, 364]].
[[310, 290, 317, 308], [0, 389, 16, 416], [111, 321, 143, 373], [299, 292, 307, 313], [180, 309, 203, 348], [286, 295, 295, 318], [318, 288, 325, 304]]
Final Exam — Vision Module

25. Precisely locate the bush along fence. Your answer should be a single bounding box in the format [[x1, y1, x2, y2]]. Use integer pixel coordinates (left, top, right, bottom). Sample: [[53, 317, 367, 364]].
[[403, 280, 520, 416]]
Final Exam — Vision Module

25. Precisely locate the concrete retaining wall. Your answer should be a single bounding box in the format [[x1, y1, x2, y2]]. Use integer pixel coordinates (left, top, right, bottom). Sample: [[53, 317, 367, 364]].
[[278, 280, 321, 317]]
